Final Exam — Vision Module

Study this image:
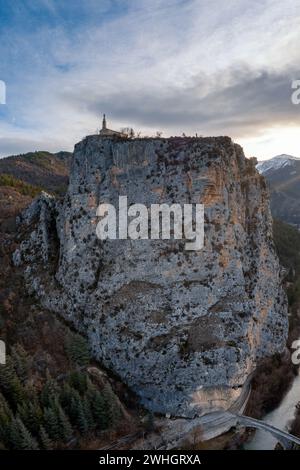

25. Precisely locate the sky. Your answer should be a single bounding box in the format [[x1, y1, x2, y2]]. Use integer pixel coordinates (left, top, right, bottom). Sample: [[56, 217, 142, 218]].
[[0, 0, 300, 160]]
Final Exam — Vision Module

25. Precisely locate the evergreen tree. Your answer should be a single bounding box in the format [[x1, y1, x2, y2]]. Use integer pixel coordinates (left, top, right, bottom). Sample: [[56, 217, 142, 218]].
[[0, 357, 25, 408], [65, 334, 90, 367], [52, 400, 73, 442], [11, 344, 31, 384], [39, 425, 53, 450], [0, 357, 15, 390], [60, 384, 80, 422], [102, 384, 121, 426], [87, 386, 108, 430], [44, 406, 60, 441], [9, 375, 24, 408], [73, 396, 89, 434], [60, 384, 93, 434], [57, 405, 73, 442], [0, 392, 13, 446], [0, 392, 12, 419], [83, 396, 95, 431], [68, 371, 87, 394], [16, 417, 39, 450], [40, 370, 59, 408], [9, 417, 39, 450], [8, 417, 23, 449], [59, 383, 73, 410], [17, 400, 43, 435]]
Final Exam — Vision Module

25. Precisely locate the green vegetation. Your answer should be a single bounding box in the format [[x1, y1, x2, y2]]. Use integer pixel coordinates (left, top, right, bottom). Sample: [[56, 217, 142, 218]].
[[0, 339, 122, 450], [0, 173, 42, 197], [0, 154, 128, 450], [273, 219, 300, 439], [65, 333, 91, 367], [2, 151, 69, 172], [273, 219, 300, 284], [0, 150, 71, 196], [273, 219, 300, 341]]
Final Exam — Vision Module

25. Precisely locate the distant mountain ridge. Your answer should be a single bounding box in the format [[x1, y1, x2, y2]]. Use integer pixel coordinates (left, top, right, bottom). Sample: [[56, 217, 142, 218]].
[[256, 154, 300, 227], [256, 154, 300, 174], [0, 150, 72, 233], [0, 150, 72, 195]]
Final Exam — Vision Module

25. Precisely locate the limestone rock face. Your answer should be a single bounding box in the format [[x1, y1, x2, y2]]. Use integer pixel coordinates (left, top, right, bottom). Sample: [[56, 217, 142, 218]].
[[15, 136, 288, 417]]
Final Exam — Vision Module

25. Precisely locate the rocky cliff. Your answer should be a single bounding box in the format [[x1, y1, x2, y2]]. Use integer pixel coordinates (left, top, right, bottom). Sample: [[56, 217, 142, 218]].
[[14, 135, 288, 418]]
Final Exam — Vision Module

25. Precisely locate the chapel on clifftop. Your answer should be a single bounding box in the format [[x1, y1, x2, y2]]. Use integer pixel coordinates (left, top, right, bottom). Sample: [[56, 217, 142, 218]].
[[99, 114, 127, 138]]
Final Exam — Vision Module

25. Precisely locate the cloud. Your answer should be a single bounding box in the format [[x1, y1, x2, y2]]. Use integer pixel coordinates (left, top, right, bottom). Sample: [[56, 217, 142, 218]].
[[55, 65, 300, 138], [0, 137, 65, 157], [0, 0, 300, 158]]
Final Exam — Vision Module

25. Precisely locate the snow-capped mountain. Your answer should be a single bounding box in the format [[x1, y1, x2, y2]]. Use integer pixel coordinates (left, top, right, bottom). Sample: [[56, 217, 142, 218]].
[[256, 154, 300, 175], [256, 154, 300, 227]]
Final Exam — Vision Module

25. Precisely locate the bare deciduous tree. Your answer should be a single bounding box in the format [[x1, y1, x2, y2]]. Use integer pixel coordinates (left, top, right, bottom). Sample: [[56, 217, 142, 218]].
[[120, 127, 135, 138]]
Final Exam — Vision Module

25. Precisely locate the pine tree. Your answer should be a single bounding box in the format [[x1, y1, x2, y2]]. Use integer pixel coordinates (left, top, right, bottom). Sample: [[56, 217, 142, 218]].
[[52, 400, 73, 442], [68, 371, 87, 394], [58, 405, 73, 442], [60, 384, 80, 422], [39, 425, 53, 450], [83, 396, 95, 431], [40, 370, 59, 408], [44, 406, 60, 441], [0, 392, 13, 446], [8, 417, 23, 449], [74, 396, 89, 434], [60, 384, 92, 435], [0, 392, 12, 419], [59, 382, 74, 409], [11, 344, 31, 384], [102, 384, 121, 426], [0, 357, 25, 408], [0, 357, 15, 390], [65, 333, 90, 367], [9, 417, 39, 450], [9, 375, 25, 408], [15, 417, 39, 450], [87, 386, 108, 430], [17, 401, 43, 435]]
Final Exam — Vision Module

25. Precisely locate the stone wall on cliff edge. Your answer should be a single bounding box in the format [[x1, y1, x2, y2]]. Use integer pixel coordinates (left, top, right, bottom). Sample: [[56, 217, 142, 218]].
[[13, 135, 288, 418]]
